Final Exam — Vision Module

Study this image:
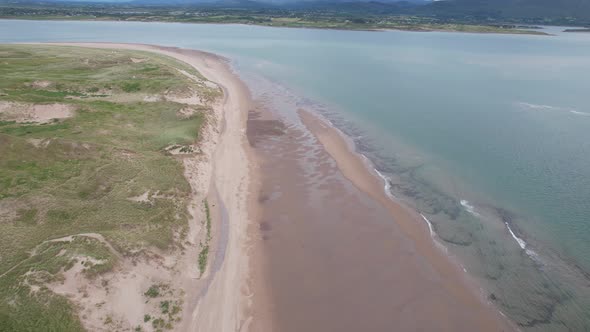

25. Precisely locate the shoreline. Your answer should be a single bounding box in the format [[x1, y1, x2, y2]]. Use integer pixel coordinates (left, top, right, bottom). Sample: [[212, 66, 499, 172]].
[[245, 82, 517, 329], [0, 17, 550, 35], [297, 109, 516, 330]]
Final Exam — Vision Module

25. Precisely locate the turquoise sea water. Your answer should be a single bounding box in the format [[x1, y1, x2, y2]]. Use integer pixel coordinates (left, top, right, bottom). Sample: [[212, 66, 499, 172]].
[[1, 20, 589, 330]]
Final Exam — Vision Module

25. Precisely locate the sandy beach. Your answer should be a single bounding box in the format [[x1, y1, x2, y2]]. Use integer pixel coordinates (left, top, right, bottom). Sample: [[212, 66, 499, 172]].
[[36, 43, 514, 331], [246, 104, 517, 330]]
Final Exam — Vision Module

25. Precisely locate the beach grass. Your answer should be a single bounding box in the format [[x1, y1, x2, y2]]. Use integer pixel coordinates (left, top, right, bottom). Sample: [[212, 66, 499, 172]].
[[0, 45, 219, 331], [198, 199, 212, 276]]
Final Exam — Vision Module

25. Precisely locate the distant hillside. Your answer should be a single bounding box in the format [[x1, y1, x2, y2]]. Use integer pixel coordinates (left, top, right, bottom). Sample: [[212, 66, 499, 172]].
[[131, 0, 590, 21], [2, 0, 590, 23], [421, 0, 590, 21]]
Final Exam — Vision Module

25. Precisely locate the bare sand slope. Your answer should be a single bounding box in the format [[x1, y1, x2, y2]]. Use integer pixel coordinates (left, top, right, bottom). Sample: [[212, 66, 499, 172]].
[[46, 43, 253, 332], [0, 101, 74, 123]]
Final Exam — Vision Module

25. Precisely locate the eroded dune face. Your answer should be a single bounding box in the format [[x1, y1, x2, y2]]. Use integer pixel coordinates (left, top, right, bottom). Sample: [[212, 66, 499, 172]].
[[0, 101, 75, 123]]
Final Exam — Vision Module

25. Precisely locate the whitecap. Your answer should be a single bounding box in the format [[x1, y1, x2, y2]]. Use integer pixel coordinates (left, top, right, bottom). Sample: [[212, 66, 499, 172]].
[[517, 102, 559, 111], [570, 110, 590, 116], [517, 102, 589, 117]]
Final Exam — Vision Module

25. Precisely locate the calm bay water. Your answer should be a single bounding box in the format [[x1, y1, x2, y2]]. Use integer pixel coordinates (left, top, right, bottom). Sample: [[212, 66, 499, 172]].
[[1, 20, 589, 330]]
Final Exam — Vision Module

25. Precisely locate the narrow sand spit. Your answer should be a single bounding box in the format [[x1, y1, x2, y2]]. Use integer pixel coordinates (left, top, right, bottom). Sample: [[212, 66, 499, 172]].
[[44, 43, 253, 332], [33, 43, 515, 331]]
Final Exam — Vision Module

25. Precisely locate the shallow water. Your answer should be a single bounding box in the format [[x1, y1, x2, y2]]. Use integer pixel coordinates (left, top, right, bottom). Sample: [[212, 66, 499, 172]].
[[2, 20, 590, 330]]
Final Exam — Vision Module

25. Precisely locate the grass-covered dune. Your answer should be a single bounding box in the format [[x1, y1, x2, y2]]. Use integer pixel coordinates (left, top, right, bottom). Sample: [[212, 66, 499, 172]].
[[0, 45, 219, 331]]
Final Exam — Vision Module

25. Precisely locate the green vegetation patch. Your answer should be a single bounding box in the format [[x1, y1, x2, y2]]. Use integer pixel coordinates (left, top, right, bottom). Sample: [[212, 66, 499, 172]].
[[0, 45, 219, 331], [198, 199, 213, 276], [144, 285, 161, 298], [0, 3, 555, 35]]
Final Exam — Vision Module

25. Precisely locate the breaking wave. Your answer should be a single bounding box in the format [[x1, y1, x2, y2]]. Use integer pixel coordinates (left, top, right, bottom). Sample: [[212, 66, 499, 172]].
[[374, 168, 395, 200], [505, 222, 540, 261], [420, 213, 435, 238], [517, 102, 590, 116], [570, 110, 590, 116]]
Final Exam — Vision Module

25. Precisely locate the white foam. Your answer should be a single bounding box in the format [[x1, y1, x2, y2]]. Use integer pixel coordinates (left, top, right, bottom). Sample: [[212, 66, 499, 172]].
[[374, 168, 395, 200], [420, 213, 435, 238], [505, 222, 527, 250], [419, 214, 450, 254], [458, 196, 543, 263], [517, 102, 559, 111], [570, 110, 590, 116], [517, 102, 589, 117], [505, 222, 540, 261], [460, 199, 480, 217]]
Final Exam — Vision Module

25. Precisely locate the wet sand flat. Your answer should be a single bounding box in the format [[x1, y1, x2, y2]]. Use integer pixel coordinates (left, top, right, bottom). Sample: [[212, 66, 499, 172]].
[[247, 107, 513, 331]]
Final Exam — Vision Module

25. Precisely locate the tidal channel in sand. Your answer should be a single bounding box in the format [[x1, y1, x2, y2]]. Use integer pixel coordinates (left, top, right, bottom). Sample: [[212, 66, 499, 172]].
[[246, 104, 514, 331]]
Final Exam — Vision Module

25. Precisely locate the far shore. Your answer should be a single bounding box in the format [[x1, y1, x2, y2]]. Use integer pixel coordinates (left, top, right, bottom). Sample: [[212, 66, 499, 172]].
[[0, 16, 550, 35]]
